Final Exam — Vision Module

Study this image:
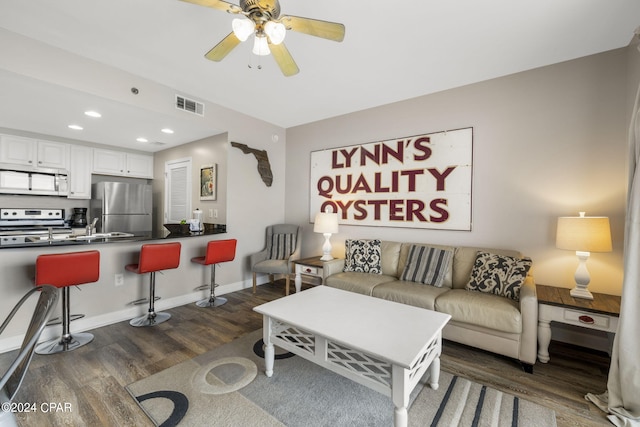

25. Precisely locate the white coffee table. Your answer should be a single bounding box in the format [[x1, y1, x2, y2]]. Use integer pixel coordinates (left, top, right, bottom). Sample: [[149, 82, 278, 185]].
[[253, 286, 451, 427]]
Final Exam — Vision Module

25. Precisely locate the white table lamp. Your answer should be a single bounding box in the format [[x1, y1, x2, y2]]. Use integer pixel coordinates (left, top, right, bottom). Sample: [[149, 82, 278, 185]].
[[314, 208, 339, 261], [556, 212, 612, 300]]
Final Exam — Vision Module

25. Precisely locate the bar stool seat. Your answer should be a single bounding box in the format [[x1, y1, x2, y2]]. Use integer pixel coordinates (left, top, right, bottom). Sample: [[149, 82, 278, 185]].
[[126, 242, 181, 327], [34, 250, 100, 355], [192, 239, 237, 308]]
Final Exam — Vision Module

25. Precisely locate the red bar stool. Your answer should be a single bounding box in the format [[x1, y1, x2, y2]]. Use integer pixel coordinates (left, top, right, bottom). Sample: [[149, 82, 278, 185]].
[[34, 250, 100, 354], [126, 242, 181, 327], [192, 239, 237, 307]]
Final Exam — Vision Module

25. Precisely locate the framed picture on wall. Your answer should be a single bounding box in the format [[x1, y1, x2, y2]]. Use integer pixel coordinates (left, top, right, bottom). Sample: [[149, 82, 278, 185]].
[[200, 164, 217, 200]]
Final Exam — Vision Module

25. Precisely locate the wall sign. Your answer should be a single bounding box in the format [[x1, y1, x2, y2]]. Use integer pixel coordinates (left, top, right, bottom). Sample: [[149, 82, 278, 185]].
[[310, 128, 473, 230]]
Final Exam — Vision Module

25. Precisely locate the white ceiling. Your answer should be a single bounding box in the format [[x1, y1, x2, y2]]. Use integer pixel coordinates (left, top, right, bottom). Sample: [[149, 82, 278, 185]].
[[0, 0, 639, 151]]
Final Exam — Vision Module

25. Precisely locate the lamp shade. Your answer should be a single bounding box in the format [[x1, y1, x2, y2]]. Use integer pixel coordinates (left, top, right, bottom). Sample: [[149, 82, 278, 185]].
[[314, 211, 339, 234], [556, 214, 612, 252]]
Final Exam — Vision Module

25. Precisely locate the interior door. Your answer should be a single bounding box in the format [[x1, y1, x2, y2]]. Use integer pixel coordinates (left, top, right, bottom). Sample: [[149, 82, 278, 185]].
[[164, 158, 192, 224]]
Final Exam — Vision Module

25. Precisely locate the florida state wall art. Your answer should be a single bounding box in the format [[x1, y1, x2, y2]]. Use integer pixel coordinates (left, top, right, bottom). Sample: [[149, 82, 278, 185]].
[[310, 128, 473, 230]]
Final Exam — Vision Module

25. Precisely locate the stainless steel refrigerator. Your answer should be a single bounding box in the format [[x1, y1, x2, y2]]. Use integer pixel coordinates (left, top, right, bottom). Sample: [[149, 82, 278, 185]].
[[90, 182, 152, 235]]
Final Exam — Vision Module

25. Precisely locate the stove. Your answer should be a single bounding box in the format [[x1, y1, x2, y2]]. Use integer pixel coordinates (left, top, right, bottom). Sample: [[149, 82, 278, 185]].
[[0, 208, 71, 246]]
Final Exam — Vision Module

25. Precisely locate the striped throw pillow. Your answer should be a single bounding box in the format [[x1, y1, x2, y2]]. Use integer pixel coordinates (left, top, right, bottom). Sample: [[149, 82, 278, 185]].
[[268, 233, 296, 260], [400, 245, 454, 287]]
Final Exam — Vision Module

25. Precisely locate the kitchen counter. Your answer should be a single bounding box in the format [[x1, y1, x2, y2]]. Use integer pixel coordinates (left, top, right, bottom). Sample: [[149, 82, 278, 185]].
[[0, 224, 227, 249]]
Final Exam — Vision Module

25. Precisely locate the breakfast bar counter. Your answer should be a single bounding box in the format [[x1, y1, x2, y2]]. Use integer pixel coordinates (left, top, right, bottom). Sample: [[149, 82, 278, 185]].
[[0, 224, 227, 249], [0, 224, 235, 354]]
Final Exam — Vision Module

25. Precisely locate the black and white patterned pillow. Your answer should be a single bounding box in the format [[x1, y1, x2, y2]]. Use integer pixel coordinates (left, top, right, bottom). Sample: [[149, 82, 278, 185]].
[[466, 252, 532, 301], [400, 245, 453, 287], [343, 239, 382, 274], [268, 233, 296, 260]]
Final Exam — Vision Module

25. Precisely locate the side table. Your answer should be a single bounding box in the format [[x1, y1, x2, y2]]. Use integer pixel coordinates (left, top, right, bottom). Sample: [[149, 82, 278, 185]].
[[293, 256, 324, 293], [536, 284, 621, 363]]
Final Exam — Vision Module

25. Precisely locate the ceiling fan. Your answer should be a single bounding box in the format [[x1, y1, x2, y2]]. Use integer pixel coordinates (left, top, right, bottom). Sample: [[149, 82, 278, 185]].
[[181, 0, 345, 76]]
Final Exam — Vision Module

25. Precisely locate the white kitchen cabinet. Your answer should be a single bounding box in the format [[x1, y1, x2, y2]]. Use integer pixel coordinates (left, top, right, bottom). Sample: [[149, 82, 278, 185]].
[[0, 135, 69, 169], [0, 135, 69, 170], [0, 135, 35, 166], [68, 145, 93, 199], [93, 149, 126, 175], [93, 148, 153, 178], [37, 140, 70, 169], [126, 153, 154, 178]]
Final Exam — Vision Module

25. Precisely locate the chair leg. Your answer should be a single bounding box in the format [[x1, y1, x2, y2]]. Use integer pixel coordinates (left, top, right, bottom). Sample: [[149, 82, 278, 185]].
[[36, 287, 94, 354], [196, 264, 227, 308], [285, 274, 290, 296], [130, 272, 171, 327], [253, 272, 257, 294]]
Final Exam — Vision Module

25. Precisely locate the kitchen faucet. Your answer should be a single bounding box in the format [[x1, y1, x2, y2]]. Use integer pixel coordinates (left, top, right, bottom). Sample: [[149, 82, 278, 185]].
[[86, 218, 98, 236]]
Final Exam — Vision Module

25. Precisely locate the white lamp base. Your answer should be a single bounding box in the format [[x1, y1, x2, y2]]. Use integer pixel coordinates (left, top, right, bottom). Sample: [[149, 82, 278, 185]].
[[571, 251, 594, 300], [320, 232, 333, 261]]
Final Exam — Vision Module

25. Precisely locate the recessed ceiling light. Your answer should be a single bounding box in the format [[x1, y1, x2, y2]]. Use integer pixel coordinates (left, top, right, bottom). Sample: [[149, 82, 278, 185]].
[[68, 124, 83, 130], [84, 110, 102, 118], [136, 137, 148, 143], [161, 128, 174, 134]]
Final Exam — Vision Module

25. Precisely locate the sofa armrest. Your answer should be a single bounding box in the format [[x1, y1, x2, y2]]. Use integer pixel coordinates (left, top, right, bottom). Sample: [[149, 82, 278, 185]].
[[323, 258, 345, 280], [518, 276, 538, 365]]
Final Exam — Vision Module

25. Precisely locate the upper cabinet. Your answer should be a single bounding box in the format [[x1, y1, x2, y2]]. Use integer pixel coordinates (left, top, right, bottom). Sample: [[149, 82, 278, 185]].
[[93, 149, 153, 179], [68, 145, 93, 199], [0, 135, 69, 170]]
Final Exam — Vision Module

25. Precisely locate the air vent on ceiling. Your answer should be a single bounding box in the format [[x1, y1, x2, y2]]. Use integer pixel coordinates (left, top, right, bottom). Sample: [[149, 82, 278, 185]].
[[149, 141, 167, 146], [176, 95, 204, 116]]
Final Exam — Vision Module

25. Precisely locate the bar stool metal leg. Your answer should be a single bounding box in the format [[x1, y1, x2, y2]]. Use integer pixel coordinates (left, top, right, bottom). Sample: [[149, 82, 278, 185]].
[[196, 264, 227, 308], [130, 272, 171, 327], [35, 287, 94, 354]]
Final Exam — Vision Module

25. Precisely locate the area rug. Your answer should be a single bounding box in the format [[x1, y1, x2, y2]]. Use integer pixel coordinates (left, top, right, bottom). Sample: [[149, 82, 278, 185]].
[[126, 330, 556, 426]]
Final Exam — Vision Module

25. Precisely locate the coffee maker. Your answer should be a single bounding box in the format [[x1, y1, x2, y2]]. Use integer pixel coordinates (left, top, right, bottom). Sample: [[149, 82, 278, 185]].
[[71, 207, 88, 227]]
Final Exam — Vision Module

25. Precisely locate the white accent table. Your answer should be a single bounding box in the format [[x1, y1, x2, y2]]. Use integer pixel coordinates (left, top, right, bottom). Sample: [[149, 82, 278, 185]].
[[253, 286, 451, 427], [293, 256, 324, 293], [537, 284, 620, 363]]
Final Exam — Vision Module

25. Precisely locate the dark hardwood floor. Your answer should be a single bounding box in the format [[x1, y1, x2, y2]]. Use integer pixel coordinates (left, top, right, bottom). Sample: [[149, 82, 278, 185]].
[[0, 280, 611, 426]]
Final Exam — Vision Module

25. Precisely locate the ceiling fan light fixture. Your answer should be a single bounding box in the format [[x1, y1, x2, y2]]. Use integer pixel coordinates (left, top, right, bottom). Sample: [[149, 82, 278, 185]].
[[252, 35, 270, 56], [264, 21, 286, 45], [232, 18, 255, 42]]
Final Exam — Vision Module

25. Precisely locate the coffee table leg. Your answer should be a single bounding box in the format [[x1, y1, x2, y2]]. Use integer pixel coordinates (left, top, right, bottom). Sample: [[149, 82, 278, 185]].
[[263, 317, 274, 377], [392, 365, 409, 427], [429, 357, 440, 390]]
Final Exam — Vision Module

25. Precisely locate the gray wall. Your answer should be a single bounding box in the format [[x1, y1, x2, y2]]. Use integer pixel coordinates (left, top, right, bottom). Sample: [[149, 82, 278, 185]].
[[286, 46, 638, 297], [152, 132, 229, 232]]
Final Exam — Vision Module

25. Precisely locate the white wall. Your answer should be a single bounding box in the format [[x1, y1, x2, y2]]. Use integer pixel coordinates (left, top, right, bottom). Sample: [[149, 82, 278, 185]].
[[286, 47, 635, 297]]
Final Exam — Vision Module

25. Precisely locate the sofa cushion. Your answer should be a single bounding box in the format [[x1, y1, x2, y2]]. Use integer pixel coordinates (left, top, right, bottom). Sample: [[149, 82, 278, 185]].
[[398, 243, 455, 288], [372, 280, 450, 310], [268, 233, 296, 260], [400, 245, 453, 287], [343, 239, 382, 274], [380, 241, 402, 276], [466, 252, 532, 301], [325, 272, 395, 296], [452, 247, 522, 289], [434, 289, 522, 334]]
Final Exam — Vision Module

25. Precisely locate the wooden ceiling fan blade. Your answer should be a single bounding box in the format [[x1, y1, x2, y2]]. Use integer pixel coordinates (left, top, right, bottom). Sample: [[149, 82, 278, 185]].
[[205, 32, 242, 61], [180, 0, 241, 13], [270, 43, 300, 77], [280, 15, 345, 42]]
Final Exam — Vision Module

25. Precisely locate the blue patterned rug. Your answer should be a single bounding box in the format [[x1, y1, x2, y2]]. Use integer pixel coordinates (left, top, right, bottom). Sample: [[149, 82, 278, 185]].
[[126, 329, 556, 426]]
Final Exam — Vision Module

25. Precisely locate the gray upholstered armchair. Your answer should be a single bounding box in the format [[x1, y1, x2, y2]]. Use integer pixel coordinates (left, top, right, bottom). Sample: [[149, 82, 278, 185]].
[[251, 224, 302, 295]]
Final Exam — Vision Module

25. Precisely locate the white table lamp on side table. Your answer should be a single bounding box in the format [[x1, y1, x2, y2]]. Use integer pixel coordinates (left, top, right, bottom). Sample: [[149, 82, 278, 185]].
[[556, 212, 612, 300], [314, 208, 339, 261]]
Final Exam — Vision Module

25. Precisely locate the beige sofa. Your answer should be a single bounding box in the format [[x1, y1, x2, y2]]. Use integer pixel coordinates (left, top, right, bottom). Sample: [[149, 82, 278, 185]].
[[323, 241, 538, 372]]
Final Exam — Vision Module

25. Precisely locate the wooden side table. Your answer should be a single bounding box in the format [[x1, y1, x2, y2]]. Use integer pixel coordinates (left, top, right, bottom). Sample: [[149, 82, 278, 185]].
[[293, 256, 325, 293], [536, 284, 621, 363]]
